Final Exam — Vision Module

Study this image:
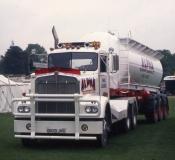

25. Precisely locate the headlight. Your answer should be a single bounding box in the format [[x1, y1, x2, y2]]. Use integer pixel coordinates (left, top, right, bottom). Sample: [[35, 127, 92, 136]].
[[85, 106, 98, 113], [17, 106, 30, 113]]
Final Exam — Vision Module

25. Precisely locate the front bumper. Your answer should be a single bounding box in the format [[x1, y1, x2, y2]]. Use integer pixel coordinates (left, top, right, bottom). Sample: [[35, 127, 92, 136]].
[[12, 94, 102, 140], [14, 118, 103, 140]]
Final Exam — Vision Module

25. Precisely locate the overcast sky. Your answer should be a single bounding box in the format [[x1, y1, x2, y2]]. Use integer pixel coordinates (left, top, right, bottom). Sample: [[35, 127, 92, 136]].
[[0, 0, 175, 55]]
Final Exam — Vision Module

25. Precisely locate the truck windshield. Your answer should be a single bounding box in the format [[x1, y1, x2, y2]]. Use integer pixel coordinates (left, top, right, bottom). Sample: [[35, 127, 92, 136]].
[[48, 52, 98, 71]]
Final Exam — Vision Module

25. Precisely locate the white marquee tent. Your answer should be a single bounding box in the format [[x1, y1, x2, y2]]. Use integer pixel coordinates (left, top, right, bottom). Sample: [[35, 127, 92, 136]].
[[0, 75, 30, 113]]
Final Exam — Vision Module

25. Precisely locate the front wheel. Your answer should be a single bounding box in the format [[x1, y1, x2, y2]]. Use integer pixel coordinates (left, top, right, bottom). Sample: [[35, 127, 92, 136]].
[[97, 117, 109, 147]]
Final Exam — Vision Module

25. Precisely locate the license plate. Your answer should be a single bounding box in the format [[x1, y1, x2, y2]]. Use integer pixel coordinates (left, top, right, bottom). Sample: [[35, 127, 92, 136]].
[[47, 128, 66, 134]]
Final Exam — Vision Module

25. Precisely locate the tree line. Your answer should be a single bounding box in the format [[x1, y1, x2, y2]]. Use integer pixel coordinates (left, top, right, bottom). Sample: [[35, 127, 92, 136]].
[[159, 50, 175, 77], [0, 44, 47, 75], [0, 45, 174, 77]]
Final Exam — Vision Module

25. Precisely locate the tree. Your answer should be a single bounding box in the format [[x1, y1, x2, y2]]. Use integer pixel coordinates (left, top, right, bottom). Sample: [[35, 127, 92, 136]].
[[26, 44, 46, 55], [0, 55, 5, 73], [25, 44, 47, 73], [159, 50, 175, 77], [1, 46, 28, 75]]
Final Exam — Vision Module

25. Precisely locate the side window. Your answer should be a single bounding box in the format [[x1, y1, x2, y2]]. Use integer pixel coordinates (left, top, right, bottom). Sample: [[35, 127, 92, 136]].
[[112, 55, 119, 72], [100, 56, 106, 72]]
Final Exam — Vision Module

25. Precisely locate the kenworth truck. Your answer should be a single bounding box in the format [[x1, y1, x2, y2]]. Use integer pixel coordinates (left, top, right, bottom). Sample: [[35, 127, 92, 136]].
[[12, 27, 169, 147]]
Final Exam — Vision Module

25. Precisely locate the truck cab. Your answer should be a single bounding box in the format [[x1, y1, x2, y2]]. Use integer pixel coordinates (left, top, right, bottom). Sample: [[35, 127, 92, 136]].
[[12, 41, 118, 147]]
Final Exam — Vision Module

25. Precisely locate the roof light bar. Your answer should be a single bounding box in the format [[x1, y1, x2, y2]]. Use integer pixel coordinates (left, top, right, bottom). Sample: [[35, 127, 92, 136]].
[[56, 41, 101, 50]]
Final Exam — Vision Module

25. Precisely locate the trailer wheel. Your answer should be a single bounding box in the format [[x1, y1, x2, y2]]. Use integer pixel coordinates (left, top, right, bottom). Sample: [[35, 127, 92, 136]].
[[163, 107, 168, 120], [151, 104, 158, 123], [97, 116, 108, 147], [146, 97, 158, 123], [158, 99, 163, 121], [162, 96, 169, 120]]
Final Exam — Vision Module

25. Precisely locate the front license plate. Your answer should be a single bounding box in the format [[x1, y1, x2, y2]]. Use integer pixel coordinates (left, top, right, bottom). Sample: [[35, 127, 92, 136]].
[[47, 128, 66, 134]]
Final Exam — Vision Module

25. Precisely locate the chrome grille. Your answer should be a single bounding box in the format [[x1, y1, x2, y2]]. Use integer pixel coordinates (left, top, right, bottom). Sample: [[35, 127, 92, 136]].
[[35, 75, 79, 94], [36, 102, 75, 114]]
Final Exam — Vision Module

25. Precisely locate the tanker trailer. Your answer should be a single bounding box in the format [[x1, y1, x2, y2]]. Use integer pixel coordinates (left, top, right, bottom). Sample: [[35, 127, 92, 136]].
[[82, 32, 169, 122], [12, 29, 169, 147]]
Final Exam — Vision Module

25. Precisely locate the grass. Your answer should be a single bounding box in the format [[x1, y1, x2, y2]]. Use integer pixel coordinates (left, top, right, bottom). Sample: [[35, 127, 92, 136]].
[[0, 97, 175, 160]]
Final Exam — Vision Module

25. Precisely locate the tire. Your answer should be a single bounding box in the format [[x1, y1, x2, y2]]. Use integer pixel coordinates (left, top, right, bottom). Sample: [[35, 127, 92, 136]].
[[97, 117, 108, 147], [122, 111, 131, 132], [147, 97, 158, 123], [158, 99, 163, 121], [131, 103, 137, 129], [131, 112, 137, 129], [151, 106, 158, 123], [163, 107, 168, 120], [162, 96, 169, 120]]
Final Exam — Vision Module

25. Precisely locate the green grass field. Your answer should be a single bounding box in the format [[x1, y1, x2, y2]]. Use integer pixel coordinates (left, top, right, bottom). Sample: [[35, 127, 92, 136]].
[[0, 97, 175, 160]]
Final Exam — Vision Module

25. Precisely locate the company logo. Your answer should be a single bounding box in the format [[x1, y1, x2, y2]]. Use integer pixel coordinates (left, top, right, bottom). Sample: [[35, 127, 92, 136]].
[[81, 78, 95, 93], [140, 58, 154, 74]]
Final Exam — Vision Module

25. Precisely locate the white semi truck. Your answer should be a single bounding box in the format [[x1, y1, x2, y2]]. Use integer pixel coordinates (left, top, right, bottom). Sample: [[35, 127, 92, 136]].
[[12, 27, 169, 147]]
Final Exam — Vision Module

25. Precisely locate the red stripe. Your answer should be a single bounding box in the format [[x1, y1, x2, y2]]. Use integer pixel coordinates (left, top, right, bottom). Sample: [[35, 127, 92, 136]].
[[35, 67, 80, 75]]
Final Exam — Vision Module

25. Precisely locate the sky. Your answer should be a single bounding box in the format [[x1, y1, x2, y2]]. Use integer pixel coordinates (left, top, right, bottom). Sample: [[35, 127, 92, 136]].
[[0, 0, 175, 55]]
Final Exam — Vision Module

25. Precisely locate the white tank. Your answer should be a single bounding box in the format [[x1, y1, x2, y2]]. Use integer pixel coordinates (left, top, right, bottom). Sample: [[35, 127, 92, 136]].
[[81, 32, 163, 89]]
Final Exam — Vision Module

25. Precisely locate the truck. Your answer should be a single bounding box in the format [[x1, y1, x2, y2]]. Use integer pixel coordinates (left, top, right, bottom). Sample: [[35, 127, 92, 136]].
[[12, 27, 169, 147]]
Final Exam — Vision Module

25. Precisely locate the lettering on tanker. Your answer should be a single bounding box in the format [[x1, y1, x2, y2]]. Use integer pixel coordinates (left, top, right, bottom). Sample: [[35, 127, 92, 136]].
[[140, 58, 154, 74]]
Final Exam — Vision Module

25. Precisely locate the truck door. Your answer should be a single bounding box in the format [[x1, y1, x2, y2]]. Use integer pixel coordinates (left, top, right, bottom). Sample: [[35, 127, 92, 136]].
[[99, 55, 109, 97]]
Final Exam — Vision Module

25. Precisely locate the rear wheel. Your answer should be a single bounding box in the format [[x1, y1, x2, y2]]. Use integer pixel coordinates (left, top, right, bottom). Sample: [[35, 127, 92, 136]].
[[122, 110, 131, 132], [162, 96, 169, 120], [131, 112, 137, 129], [151, 105, 158, 123], [131, 103, 137, 129], [145, 97, 158, 123], [158, 99, 163, 121], [163, 107, 168, 120]]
